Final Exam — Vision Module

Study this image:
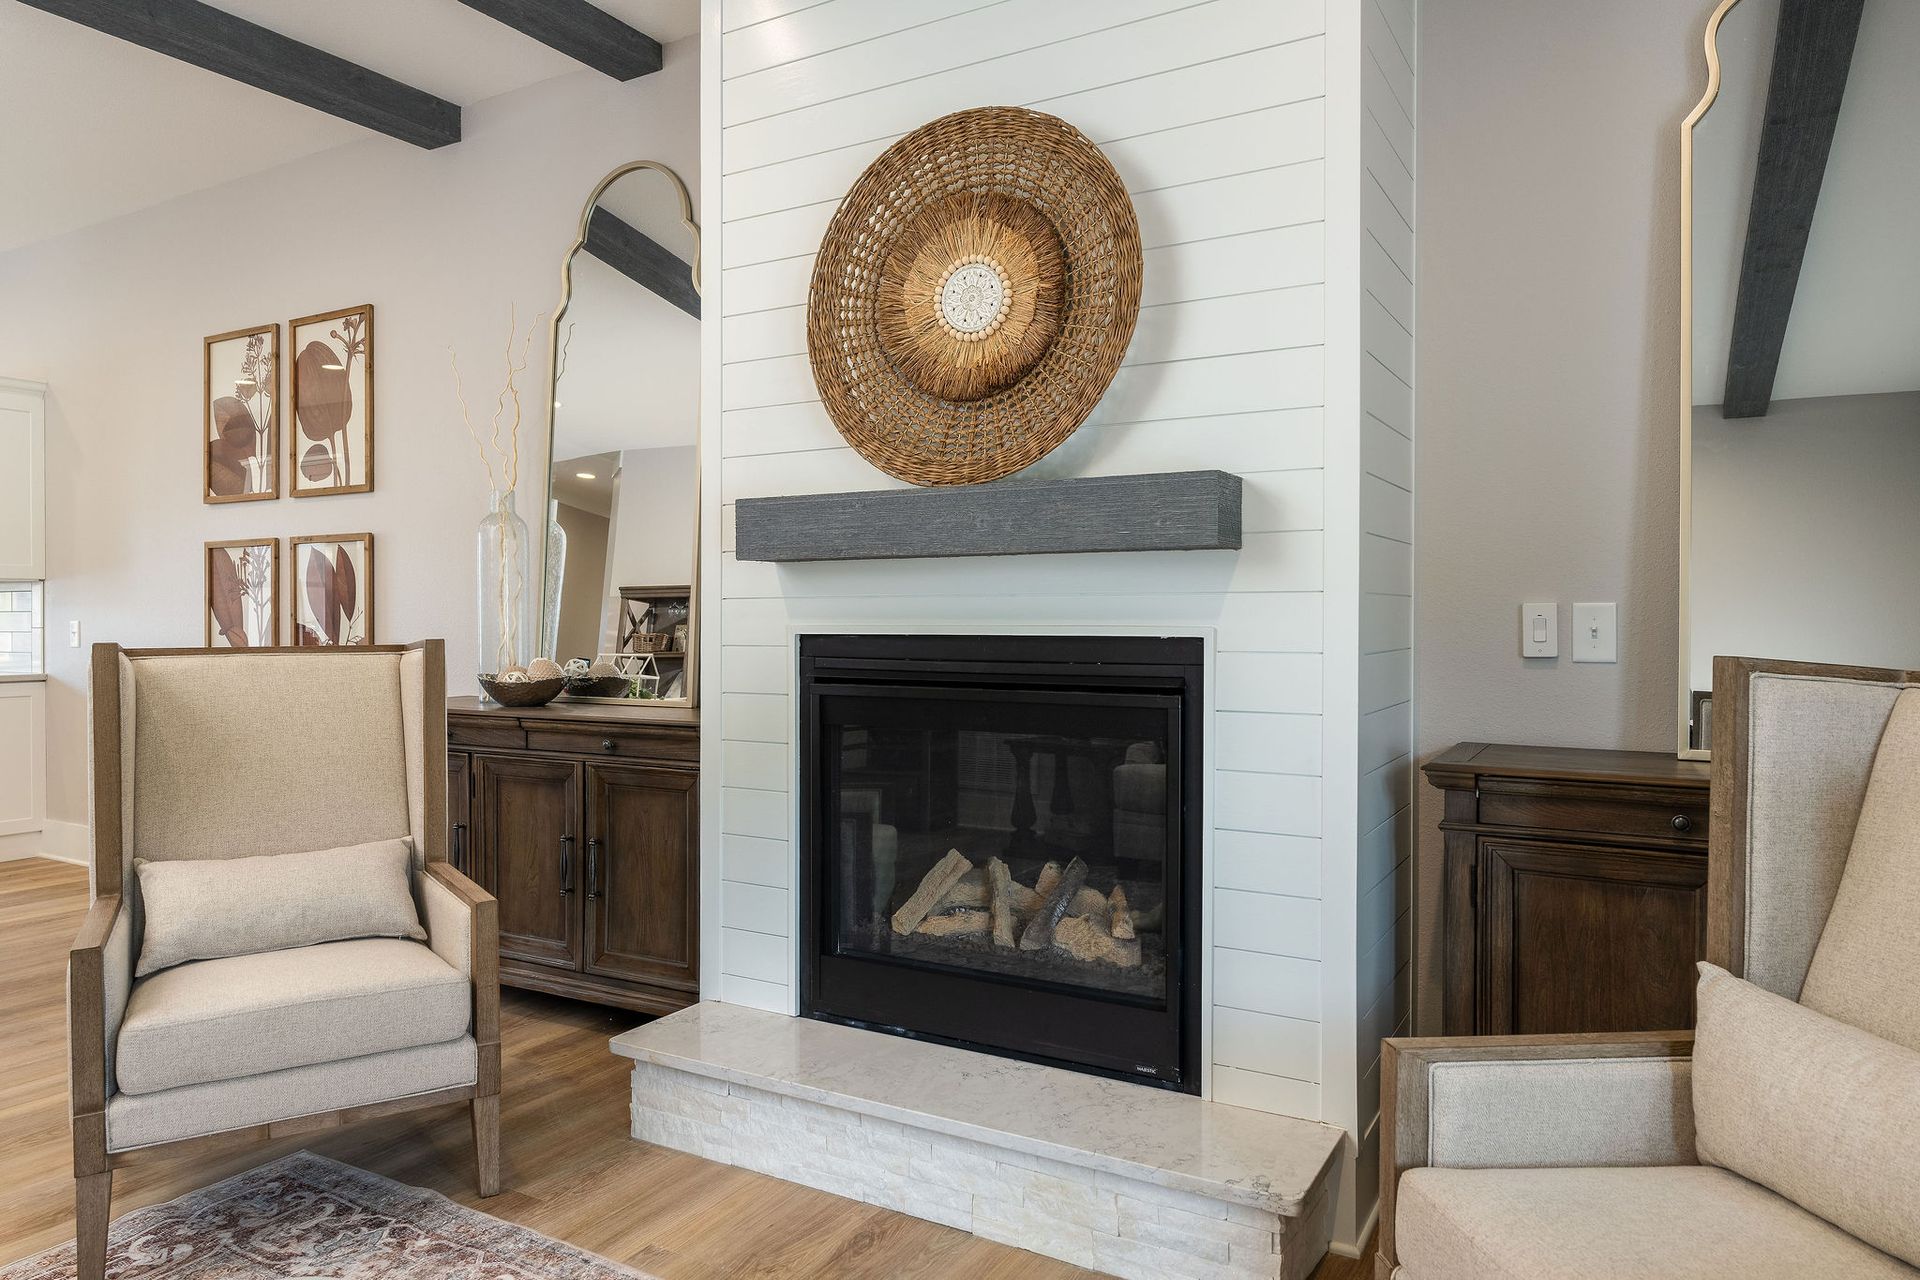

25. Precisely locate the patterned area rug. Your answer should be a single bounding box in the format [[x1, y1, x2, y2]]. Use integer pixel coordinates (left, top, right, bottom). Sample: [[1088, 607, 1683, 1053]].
[[2, 1152, 654, 1279]]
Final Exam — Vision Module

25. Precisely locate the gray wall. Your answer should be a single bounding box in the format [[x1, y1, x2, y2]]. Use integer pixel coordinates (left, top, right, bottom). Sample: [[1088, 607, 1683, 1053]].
[[1413, 0, 1716, 1030]]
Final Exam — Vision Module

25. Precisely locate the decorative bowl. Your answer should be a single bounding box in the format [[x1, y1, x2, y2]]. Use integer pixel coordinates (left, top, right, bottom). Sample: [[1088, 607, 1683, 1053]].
[[564, 673, 634, 699], [477, 674, 567, 707]]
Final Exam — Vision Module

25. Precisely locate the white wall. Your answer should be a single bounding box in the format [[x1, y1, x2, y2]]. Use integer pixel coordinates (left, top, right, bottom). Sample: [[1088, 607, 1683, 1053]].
[[604, 445, 697, 595], [1689, 391, 1920, 687], [706, 0, 1402, 1253], [1413, 0, 1707, 1030], [0, 45, 699, 825]]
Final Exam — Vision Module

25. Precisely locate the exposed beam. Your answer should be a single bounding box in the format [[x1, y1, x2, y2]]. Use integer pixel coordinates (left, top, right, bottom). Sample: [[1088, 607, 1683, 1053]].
[[456, 0, 663, 81], [585, 208, 700, 319], [1721, 0, 1864, 418], [18, 0, 460, 149]]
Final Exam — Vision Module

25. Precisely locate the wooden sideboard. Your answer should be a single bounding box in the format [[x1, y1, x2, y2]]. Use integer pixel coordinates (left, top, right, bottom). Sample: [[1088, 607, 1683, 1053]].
[[448, 696, 699, 1015], [1424, 743, 1712, 1037]]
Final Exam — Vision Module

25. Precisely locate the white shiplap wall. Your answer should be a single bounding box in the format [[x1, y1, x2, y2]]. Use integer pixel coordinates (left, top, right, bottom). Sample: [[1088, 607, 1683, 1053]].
[[703, 1, 1410, 1250]]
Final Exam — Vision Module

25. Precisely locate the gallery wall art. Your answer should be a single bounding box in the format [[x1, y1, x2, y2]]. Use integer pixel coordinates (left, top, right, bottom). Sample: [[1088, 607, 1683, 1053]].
[[204, 538, 279, 647], [204, 324, 278, 502], [290, 304, 374, 497], [291, 532, 374, 646]]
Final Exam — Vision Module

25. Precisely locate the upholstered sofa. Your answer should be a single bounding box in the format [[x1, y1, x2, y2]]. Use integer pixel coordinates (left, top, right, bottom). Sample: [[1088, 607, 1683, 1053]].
[[1376, 656, 1920, 1279], [69, 643, 500, 1280]]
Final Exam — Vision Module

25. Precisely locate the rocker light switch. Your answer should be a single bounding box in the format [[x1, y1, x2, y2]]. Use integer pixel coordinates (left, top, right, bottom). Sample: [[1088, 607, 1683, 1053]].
[[1521, 603, 1557, 658]]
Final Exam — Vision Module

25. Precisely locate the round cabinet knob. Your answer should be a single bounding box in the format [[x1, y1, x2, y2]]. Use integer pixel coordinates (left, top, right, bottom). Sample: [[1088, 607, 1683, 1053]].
[[1672, 814, 1694, 833], [601, 738, 616, 753]]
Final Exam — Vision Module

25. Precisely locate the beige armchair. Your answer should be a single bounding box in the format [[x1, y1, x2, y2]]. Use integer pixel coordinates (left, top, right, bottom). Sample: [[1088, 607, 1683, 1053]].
[[69, 642, 500, 1280], [1378, 657, 1920, 1279]]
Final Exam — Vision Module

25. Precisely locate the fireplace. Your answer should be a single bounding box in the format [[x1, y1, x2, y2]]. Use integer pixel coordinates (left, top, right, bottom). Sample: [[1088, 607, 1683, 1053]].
[[798, 634, 1202, 1091]]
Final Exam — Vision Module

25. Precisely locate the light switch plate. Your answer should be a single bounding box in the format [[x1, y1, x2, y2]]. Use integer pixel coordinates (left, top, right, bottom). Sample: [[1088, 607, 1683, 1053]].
[[68, 620, 80, 648], [1521, 602, 1557, 658], [1573, 602, 1618, 663]]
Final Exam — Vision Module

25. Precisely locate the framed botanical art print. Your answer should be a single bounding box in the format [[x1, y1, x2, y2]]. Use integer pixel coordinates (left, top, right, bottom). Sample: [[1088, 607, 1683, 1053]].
[[204, 324, 278, 502], [290, 532, 374, 646], [205, 538, 279, 647], [289, 304, 373, 497]]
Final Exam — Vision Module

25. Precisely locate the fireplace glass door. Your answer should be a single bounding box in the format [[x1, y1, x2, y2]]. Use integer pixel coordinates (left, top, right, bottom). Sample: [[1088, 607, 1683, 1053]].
[[800, 636, 1201, 1090]]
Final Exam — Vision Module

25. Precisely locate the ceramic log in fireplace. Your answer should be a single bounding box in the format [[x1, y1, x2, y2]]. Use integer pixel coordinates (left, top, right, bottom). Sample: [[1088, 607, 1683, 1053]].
[[798, 635, 1202, 1091]]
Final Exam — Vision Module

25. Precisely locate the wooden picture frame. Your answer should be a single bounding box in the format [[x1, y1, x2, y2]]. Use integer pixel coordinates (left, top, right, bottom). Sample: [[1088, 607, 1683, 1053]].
[[289, 532, 374, 646], [288, 304, 374, 497], [203, 324, 278, 503], [203, 538, 279, 647]]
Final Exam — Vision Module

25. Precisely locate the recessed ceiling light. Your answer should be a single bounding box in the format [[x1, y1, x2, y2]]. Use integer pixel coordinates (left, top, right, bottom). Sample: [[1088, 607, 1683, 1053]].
[[575, 471, 597, 480]]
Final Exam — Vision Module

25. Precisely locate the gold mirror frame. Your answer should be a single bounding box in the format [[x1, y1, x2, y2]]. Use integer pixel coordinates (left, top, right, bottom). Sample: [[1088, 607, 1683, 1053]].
[[1677, 0, 1745, 760], [543, 160, 703, 708]]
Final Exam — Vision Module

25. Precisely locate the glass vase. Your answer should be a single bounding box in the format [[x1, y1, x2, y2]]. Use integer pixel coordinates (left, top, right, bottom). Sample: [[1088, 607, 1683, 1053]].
[[476, 488, 535, 691], [540, 498, 566, 661]]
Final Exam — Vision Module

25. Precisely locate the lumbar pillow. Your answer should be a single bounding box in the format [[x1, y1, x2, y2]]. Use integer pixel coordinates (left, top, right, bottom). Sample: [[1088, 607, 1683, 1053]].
[[1693, 962, 1920, 1266], [135, 837, 424, 977], [1798, 688, 1920, 1052]]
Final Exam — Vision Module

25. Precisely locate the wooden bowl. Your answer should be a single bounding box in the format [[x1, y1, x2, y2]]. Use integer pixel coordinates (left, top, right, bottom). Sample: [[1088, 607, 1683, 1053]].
[[477, 674, 567, 707]]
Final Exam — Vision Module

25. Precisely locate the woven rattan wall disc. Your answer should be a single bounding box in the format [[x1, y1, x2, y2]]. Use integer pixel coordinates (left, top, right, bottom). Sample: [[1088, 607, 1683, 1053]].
[[806, 106, 1143, 486]]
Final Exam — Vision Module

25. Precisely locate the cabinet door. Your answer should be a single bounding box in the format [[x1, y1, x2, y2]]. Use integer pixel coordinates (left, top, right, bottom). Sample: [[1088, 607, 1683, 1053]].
[[1482, 840, 1706, 1035], [447, 751, 473, 877], [475, 754, 582, 970], [583, 763, 699, 990]]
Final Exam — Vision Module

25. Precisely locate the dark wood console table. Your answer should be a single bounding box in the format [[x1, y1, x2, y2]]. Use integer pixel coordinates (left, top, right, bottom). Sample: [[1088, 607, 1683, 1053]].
[[448, 696, 699, 1015], [1424, 743, 1711, 1037]]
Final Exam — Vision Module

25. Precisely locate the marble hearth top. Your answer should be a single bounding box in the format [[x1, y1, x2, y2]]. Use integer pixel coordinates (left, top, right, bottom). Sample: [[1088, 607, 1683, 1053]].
[[610, 1002, 1344, 1216]]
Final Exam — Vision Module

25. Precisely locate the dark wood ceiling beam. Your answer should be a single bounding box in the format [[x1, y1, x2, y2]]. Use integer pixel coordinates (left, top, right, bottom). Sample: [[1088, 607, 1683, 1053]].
[[456, 0, 663, 81], [1721, 0, 1865, 418], [19, 0, 460, 149], [584, 208, 700, 318]]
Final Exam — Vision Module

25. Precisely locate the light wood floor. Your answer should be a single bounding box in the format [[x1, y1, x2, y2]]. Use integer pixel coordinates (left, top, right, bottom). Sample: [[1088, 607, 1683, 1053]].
[[0, 857, 1373, 1278]]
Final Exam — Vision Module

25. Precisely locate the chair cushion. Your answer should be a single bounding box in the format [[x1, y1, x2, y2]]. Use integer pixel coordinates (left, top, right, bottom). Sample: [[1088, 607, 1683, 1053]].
[[115, 938, 469, 1096], [1693, 962, 1920, 1266], [134, 837, 425, 977], [1395, 1165, 1917, 1280], [107, 1036, 477, 1152], [1799, 687, 1920, 1052]]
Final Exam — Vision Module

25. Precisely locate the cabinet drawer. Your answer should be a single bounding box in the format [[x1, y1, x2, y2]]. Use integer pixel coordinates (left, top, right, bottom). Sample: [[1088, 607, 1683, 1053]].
[[1477, 780, 1707, 844], [524, 722, 700, 765]]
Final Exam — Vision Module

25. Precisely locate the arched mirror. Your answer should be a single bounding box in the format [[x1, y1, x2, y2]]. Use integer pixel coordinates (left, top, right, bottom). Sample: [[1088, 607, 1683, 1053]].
[[1679, 0, 1920, 755], [540, 161, 701, 706]]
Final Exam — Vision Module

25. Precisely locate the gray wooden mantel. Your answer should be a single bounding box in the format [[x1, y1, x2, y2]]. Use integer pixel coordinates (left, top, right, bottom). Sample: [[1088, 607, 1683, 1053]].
[[733, 470, 1242, 562]]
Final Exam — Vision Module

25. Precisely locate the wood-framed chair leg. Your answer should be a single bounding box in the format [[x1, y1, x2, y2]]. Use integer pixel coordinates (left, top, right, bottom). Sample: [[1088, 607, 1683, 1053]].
[[75, 1169, 111, 1280], [471, 1094, 500, 1197]]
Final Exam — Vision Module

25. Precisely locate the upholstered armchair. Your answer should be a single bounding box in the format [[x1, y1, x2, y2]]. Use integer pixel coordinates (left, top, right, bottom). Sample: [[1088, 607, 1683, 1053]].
[[68, 642, 499, 1280], [1377, 657, 1920, 1279]]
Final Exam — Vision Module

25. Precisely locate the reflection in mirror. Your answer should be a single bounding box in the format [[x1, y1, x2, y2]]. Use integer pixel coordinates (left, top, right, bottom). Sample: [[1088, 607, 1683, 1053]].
[[1682, 0, 1920, 753], [543, 162, 700, 704]]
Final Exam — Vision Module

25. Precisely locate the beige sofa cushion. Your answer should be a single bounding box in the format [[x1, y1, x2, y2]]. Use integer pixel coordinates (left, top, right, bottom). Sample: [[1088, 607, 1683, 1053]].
[[1799, 688, 1920, 1051], [1693, 962, 1920, 1267], [115, 938, 469, 1096], [1396, 1165, 1916, 1280], [134, 837, 424, 977]]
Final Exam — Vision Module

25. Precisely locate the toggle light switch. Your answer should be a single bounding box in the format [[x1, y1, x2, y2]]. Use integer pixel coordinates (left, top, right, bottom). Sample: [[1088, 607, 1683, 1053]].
[[1521, 603, 1557, 658], [1573, 602, 1618, 663]]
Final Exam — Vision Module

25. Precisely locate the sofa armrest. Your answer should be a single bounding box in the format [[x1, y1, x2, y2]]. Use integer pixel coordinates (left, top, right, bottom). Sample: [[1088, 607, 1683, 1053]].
[[1378, 1031, 1695, 1276], [69, 893, 129, 1172], [420, 862, 499, 1063]]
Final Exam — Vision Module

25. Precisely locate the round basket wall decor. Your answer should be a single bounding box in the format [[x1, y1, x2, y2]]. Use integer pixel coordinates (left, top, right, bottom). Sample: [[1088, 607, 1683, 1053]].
[[806, 106, 1143, 487]]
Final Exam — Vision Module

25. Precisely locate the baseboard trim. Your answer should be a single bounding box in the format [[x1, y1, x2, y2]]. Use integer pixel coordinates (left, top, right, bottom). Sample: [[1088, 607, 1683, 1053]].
[[1327, 1200, 1380, 1259], [0, 819, 87, 866]]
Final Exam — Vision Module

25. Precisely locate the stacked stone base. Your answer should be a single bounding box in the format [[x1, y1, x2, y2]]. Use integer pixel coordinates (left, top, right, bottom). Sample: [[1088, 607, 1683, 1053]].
[[629, 1060, 1335, 1280]]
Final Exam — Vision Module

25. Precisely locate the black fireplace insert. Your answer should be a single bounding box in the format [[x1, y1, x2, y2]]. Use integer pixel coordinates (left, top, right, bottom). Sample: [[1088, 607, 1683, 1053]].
[[798, 634, 1202, 1091]]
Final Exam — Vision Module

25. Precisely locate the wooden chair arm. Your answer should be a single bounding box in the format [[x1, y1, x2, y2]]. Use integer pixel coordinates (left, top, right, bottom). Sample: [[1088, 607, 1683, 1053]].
[[1377, 1031, 1695, 1275], [422, 862, 499, 1072], [69, 894, 125, 1167]]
